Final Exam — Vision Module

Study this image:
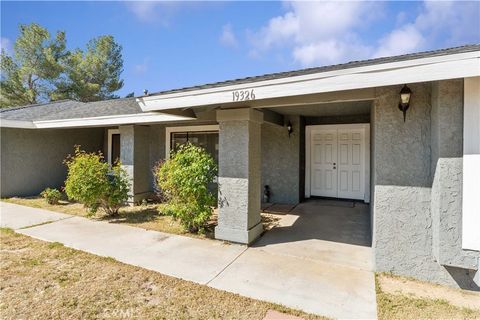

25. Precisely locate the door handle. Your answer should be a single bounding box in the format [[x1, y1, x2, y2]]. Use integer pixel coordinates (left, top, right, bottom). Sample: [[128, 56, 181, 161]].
[[333, 162, 336, 169]]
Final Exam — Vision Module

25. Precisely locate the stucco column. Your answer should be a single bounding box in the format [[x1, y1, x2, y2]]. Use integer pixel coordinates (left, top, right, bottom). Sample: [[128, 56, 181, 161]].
[[119, 125, 150, 204], [215, 108, 264, 244]]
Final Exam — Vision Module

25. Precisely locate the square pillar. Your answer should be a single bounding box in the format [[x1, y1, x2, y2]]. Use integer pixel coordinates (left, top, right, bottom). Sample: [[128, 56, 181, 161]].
[[119, 125, 150, 204], [215, 108, 264, 244]]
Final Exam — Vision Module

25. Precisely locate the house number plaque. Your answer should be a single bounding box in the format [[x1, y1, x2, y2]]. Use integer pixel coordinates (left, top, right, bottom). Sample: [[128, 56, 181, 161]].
[[232, 89, 256, 102]]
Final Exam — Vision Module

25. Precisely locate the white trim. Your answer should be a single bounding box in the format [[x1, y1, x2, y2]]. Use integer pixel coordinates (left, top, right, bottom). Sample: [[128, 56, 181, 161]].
[[364, 126, 370, 204], [462, 76, 480, 251], [33, 112, 195, 129], [138, 51, 480, 111], [305, 123, 370, 202], [165, 124, 219, 159], [305, 126, 312, 198], [0, 119, 36, 129], [107, 129, 120, 165]]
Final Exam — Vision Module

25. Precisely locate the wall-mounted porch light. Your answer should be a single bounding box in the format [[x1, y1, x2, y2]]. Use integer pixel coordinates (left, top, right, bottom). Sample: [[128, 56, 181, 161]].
[[398, 84, 412, 122], [287, 121, 293, 137]]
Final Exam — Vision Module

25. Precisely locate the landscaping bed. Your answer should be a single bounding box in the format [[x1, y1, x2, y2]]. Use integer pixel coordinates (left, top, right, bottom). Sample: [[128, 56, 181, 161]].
[[2, 197, 281, 239]]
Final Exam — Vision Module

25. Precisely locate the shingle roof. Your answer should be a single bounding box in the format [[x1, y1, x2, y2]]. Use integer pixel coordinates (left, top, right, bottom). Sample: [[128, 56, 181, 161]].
[[0, 100, 85, 121], [147, 44, 480, 97], [0, 98, 141, 121], [38, 97, 142, 121]]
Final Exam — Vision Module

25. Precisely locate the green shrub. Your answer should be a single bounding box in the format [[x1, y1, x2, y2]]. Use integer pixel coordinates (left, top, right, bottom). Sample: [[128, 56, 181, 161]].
[[154, 143, 217, 233], [40, 188, 62, 205], [64, 146, 129, 216]]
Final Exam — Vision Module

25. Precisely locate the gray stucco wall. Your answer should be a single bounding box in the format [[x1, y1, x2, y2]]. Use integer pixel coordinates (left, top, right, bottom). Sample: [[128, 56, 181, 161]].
[[373, 81, 479, 290], [430, 80, 479, 274], [149, 124, 166, 191], [119, 125, 151, 203], [261, 115, 301, 204], [0, 127, 104, 197], [215, 109, 263, 243]]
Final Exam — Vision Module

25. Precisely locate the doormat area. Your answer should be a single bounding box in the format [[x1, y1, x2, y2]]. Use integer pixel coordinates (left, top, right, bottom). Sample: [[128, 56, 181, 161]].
[[310, 199, 355, 208], [262, 203, 297, 214]]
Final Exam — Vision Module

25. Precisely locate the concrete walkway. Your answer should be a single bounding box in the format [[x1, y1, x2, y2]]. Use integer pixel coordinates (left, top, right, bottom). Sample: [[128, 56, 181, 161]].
[[0, 201, 377, 319]]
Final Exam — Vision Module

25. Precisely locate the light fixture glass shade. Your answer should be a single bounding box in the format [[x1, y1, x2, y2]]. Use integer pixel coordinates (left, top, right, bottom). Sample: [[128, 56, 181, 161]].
[[399, 84, 411, 106], [400, 93, 410, 104]]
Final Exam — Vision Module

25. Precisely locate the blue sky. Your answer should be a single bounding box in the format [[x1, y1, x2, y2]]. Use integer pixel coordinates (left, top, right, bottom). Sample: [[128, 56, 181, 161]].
[[1, 1, 479, 97]]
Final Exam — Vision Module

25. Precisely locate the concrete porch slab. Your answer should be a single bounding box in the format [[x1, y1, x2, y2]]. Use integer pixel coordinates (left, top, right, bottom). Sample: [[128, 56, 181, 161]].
[[254, 201, 373, 271], [0, 201, 72, 229]]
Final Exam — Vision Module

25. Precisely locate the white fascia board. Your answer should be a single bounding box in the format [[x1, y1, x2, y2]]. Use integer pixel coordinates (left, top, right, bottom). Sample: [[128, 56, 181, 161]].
[[0, 119, 36, 128], [138, 51, 480, 111], [462, 76, 480, 251], [34, 112, 195, 129]]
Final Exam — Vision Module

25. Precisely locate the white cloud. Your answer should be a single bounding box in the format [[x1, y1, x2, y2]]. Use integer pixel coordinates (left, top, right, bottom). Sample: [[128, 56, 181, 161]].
[[1, 37, 13, 55], [374, 1, 480, 57], [125, 1, 180, 25], [248, 1, 381, 66], [293, 40, 372, 66], [133, 58, 150, 76], [126, 2, 159, 22], [374, 24, 425, 58], [219, 24, 238, 48], [249, 1, 479, 67]]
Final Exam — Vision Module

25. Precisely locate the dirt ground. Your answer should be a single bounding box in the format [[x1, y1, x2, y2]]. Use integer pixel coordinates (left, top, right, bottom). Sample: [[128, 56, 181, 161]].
[[377, 273, 480, 310], [376, 273, 480, 320]]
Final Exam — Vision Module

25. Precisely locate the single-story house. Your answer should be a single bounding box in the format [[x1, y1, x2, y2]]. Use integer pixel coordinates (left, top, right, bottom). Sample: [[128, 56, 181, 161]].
[[1, 45, 479, 290]]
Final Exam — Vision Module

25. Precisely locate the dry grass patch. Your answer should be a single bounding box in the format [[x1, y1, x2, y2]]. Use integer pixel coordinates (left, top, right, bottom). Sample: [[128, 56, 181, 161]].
[[376, 273, 480, 320], [0, 228, 324, 320], [3, 197, 86, 216]]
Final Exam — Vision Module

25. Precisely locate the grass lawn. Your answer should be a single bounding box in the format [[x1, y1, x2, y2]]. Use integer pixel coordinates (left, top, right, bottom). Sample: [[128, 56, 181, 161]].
[[2, 197, 281, 240], [0, 228, 321, 320]]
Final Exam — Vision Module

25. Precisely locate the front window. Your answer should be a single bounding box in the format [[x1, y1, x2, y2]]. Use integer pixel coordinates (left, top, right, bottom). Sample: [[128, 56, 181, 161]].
[[170, 130, 219, 162]]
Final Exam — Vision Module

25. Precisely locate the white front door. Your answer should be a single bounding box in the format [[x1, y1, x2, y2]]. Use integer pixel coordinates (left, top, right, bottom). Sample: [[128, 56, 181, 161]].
[[308, 125, 367, 200], [337, 128, 365, 199], [310, 129, 338, 197]]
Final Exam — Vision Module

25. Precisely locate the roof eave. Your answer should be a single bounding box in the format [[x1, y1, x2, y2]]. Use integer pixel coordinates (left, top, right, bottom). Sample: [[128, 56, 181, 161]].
[[138, 50, 480, 112], [1, 112, 196, 129]]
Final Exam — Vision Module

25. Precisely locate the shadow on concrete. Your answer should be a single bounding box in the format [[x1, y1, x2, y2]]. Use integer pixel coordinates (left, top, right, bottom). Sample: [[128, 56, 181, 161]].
[[254, 199, 372, 248]]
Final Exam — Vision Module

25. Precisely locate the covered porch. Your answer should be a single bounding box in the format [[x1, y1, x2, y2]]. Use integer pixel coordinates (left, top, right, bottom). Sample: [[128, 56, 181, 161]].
[[213, 89, 374, 245]]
